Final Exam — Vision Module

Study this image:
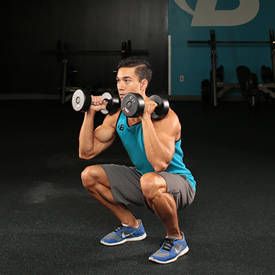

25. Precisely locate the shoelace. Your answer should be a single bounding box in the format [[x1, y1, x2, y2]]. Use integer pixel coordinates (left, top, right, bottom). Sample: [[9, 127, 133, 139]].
[[114, 226, 123, 233], [160, 238, 175, 251], [114, 226, 129, 236]]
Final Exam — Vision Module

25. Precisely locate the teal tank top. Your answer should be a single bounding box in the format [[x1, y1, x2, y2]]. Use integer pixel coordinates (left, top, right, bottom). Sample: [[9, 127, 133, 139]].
[[116, 112, 196, 191]]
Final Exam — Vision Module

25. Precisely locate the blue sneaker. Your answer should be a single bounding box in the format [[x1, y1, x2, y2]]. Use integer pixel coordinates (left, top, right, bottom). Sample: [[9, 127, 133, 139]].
[[100, 220, 147, 246], [149, 236, 189, 264]]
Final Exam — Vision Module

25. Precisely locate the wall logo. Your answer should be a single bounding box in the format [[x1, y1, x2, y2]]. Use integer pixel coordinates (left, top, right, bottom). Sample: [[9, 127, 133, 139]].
[[174, 0, 260, 26]]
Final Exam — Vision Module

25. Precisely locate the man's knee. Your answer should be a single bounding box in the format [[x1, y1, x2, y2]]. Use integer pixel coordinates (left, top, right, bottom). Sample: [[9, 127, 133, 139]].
[[81, 165, 106, 190], [140, 172, 166, 201]]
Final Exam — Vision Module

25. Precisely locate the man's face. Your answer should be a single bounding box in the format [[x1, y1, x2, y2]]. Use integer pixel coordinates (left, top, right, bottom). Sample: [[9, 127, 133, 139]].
[[116, 67, 147, 100]]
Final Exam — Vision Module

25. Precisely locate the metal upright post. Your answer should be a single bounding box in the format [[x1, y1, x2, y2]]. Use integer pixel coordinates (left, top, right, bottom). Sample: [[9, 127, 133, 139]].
[[210, 30, 217, 107], [168, 35, 172, 96], [61, 58, 68, 104], [270, 29, 275, 82]]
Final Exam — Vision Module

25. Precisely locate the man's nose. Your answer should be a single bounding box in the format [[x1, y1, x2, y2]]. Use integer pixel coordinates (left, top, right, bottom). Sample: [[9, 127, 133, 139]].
[[117, 81, 125, 91]]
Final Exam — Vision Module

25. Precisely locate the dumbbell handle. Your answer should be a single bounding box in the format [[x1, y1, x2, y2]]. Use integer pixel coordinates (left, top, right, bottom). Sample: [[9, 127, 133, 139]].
[[95, 92, 113, 114], [88, 95, 108, 112]]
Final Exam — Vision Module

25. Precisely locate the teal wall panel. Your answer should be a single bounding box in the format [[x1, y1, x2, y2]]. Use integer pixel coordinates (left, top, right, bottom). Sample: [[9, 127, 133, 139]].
[[169, 0, 275, 96]]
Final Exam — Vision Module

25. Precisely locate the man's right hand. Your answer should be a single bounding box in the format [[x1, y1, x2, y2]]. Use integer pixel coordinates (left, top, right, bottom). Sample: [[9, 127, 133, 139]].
[[90, 96, 108, 112]]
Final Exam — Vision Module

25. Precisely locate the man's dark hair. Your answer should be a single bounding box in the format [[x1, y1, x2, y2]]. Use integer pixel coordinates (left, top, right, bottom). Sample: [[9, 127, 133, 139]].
[[117, 56, 152, 83]]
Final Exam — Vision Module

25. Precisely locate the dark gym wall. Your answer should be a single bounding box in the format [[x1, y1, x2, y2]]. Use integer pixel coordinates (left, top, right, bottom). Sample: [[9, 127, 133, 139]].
[[3, 0, 168, 98]]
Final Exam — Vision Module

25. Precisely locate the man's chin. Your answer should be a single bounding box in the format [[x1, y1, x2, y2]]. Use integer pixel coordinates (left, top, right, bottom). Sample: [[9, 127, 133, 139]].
[[119, 93, 127, 100]]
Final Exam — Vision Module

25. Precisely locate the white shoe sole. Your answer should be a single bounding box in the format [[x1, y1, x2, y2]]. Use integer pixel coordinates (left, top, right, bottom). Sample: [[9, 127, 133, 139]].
[[148, 246, 189, 264], [100, 233, 147, 246]]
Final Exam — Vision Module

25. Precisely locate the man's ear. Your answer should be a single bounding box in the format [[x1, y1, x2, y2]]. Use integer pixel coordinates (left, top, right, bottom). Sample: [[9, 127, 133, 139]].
[[140, 79, 148, 92]]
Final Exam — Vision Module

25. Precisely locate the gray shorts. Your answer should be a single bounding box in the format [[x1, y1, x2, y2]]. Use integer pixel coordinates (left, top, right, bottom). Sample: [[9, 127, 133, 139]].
[[101, 164, 196, 209]]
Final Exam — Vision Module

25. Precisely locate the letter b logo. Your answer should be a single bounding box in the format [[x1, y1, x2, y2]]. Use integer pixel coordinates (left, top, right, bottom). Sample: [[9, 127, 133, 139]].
[[174, 0, 260, 26]]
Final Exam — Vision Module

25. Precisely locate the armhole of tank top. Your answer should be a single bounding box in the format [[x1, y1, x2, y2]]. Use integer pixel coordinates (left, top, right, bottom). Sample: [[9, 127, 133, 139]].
[[115, 111, 123, 132]]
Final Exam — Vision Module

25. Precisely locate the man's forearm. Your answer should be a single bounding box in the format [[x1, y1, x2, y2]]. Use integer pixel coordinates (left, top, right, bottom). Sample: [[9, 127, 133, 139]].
[[79, 110, 96, 156]]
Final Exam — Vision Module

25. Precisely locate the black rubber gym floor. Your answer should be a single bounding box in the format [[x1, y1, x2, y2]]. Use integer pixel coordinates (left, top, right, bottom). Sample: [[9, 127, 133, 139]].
[[1, 100, 275, 275]]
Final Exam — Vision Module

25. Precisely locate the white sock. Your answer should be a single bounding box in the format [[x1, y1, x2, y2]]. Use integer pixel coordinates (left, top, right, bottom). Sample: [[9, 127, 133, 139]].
[[166, 232, 184, 240], [122, 219, 140, 228]]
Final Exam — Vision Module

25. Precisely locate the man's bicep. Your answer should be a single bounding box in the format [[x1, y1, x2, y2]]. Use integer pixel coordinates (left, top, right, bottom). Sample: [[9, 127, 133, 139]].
[[158, 131, 176, 150], [156, 116, 181, 155], [94, 124, 116, 143], [94, 113, 118, 143], [94, 132, 116, 153], [156, 115, 180, 143]]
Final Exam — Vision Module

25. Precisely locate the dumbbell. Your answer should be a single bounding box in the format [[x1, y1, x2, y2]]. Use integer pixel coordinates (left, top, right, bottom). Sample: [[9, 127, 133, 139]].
[[71, 89, 120, 115], [121, 93, 169, 120]]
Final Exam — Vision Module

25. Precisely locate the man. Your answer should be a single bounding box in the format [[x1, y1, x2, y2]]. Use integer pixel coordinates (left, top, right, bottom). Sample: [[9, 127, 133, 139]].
[[79, 57, 196, 264]]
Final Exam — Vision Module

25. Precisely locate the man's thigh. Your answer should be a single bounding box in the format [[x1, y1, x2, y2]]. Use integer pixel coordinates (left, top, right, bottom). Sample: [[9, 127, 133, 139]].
[[158, 172, 196, 209], [101, 164, 146, 207]]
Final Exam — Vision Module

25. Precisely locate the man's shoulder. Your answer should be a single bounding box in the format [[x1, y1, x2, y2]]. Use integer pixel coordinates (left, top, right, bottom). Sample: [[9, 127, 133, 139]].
[[165, 108, 181, 125], [154, 108, 181, 132]]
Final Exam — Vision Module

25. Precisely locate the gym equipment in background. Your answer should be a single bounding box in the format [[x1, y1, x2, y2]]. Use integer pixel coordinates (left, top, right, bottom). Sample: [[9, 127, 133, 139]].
[[42, 40, 149, 104], [188, 29, 275, 107]]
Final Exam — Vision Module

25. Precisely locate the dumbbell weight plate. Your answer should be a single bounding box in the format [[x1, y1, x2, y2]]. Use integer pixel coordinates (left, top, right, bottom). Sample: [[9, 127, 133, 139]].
[[101, 92, 112, 115], [72, 89, 91, 112], [100, 92, 121, 115], [149, 95, 169, 120], [121, 93, 145, 117]]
